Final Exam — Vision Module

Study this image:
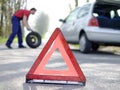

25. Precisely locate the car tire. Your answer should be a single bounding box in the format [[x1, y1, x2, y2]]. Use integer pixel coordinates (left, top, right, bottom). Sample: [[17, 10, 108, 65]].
[[26, 31, 41, 48], [79, 34, 92, 53], [92, 43, 99, 51]]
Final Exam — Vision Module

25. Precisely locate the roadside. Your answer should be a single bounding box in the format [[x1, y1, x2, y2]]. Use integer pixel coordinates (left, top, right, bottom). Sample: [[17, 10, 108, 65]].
[[0, 37, 18, 45], [69, 44, 120, 54], [99, 46, 120, 54], [1, 40, 120, 54], [0, 37, 7, 44]]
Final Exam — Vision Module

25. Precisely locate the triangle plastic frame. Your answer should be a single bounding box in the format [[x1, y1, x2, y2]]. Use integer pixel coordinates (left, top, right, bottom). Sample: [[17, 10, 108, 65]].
[[26, 28, 86, 85]]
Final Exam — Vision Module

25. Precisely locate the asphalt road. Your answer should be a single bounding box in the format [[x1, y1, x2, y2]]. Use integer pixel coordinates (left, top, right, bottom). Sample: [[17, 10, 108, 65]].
[[0, 42, 120, 90]]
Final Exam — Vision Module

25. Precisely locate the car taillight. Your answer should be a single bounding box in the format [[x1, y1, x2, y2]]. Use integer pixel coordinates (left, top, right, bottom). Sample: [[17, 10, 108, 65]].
[[88, 17, 99, 26]]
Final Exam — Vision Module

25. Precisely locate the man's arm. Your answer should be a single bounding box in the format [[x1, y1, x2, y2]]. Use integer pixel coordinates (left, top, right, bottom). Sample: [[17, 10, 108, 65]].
[[23, 15, 32, 30]]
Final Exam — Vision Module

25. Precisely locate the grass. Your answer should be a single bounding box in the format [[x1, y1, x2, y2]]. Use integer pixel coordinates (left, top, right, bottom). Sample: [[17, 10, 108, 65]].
[[0, 34, 44, 44], [0, 37, 18, 44], [0, 37, 7, 44]]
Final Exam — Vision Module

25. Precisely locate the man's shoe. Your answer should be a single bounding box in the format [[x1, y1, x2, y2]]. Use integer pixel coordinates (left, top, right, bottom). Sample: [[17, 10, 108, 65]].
[[19, 45, 26, 48], [6, 44, 12, 49]]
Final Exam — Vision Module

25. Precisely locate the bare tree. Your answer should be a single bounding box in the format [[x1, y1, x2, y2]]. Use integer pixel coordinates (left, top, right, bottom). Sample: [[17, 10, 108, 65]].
[[75, 0, 78, 7], [0, 0, 27, 38], [74, 0, 90, 7], [86, 0, 89, 2]]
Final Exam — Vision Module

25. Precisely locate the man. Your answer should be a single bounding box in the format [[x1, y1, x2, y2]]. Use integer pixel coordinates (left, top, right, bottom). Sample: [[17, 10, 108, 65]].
[[6, 8, 37, 49]]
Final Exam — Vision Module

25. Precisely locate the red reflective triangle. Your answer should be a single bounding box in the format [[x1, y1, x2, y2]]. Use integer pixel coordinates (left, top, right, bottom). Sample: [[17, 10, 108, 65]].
[[26, 28, 86, 83]]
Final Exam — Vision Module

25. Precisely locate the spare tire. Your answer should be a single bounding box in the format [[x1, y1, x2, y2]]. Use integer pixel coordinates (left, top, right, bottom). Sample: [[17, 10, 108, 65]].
[[26, 31, 41, 48]]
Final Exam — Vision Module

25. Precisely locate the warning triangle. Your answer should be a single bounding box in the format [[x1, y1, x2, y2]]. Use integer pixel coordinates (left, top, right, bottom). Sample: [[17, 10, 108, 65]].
[[26, 28, 86, 84]]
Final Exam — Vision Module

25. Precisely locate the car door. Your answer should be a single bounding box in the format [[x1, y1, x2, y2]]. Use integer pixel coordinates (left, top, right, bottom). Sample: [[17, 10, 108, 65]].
[[104, 9, 120, 43], [92, 9, 120, 43], [60, 8, 80, 42], [72, 4, 91, 42]]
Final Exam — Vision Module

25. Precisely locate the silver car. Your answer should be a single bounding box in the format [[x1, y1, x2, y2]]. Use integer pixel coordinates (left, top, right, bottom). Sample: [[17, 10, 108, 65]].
[[59, 0, 120, 53]]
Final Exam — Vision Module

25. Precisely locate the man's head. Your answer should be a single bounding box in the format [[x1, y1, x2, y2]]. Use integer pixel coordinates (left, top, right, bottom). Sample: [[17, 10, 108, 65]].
[[30, 8, 37, 15]]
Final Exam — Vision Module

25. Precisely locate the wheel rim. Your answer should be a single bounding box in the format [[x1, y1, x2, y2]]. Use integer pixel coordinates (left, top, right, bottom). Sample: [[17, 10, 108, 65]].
[[29, 35, 38, 45]]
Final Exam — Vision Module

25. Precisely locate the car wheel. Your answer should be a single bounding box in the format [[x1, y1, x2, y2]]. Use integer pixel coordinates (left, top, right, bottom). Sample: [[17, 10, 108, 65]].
[[26, 31, 41, 48], [79, 34, 92, 53], [92, 43, 99, 51]]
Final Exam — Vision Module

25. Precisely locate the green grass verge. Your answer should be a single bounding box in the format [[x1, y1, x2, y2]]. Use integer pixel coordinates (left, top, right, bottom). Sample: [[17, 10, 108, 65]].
[[0, 37, 7, 44], [0, 37, 18, 44]]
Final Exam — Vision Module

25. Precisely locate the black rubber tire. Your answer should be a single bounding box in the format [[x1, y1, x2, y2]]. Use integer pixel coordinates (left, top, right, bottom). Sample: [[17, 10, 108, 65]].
[[79, 34, 92, 53], [26, 31, 41, 48], [92, 43, 99, 51]]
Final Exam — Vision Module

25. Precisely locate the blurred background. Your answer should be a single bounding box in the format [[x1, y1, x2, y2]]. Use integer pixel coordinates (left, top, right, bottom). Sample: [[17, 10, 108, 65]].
[[0, 0, 95, 43]]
